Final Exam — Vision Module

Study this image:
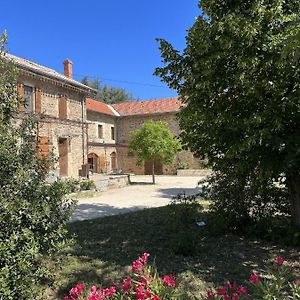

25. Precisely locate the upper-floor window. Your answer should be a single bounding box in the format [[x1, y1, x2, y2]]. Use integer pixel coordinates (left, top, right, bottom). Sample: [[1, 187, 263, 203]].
[[59, 96, 68, 119], [111, 126, 115, 140], [24, 85, 34, 113], [98, 124, 103, 139]]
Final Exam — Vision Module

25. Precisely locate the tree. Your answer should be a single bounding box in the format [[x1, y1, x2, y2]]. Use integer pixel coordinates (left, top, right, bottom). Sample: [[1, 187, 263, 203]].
[[81, 77, 137, 104], [0, 33, 74, 299], [128, 121, 181, 184], [155, 1, 300, 226]]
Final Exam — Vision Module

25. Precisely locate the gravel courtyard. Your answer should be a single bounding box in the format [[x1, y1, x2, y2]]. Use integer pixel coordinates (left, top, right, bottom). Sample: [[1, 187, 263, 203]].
[[71, 175, 203, 221]]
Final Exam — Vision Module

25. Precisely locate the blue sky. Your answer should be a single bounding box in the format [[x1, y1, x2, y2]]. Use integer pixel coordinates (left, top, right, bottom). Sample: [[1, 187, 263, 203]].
[[0, 0, 200, 100]]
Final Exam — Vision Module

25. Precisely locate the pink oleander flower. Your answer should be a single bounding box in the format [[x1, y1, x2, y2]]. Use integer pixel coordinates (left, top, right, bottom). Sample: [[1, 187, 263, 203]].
[[132, 258, 144, 272], [104, 286, 116, 296], [136, 284, 151, 299], [275, 257, 285, 266], [249, 272, 261, 284], [232, 292, 239, 300], [151, 296, 162, 300], [238, 287, 248, 295], [69, 283, 85, 298], [141, 252, 150, 262], [207, 290, 215, 298], [163, 275, 175, 287], [121, 277, 132, 292], [216, 287, 227, 296]]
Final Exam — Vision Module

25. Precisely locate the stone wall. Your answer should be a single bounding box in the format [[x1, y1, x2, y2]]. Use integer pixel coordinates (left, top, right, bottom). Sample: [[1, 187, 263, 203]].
[[17, 74, 87, 178], [116, 113, 201, 175], [87, 111, 116, 144]]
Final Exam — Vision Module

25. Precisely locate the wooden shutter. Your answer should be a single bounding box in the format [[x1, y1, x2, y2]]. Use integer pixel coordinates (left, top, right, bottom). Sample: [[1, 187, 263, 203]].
[[17, 83, 25, 112], [38, 136, 49, 158], [35, 87, 41, 113], [59, 96, 68, 119]]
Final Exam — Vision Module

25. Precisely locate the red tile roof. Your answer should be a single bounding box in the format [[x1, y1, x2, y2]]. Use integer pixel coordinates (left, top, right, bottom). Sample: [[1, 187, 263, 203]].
[[86, 98, 116, 116], [112, 97, 181, 116]]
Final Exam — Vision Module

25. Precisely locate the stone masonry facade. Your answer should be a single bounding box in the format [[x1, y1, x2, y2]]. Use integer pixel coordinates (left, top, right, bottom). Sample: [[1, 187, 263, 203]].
[[7, 53, 201, 178]]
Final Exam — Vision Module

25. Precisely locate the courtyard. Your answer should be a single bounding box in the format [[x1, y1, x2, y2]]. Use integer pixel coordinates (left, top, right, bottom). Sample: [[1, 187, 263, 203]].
[[72, 175, 203, 221]]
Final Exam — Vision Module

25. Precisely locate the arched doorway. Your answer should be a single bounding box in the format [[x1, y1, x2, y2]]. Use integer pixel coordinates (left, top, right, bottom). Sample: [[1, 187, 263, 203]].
[[88, 153, 99, 173], [110, 152, 117, 171]]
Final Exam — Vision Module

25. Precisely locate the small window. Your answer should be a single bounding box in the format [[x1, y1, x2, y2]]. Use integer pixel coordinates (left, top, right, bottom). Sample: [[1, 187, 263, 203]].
[[98, 124, 103, 139], [111, 127, 115, 140], [24, 85, 34, 113]]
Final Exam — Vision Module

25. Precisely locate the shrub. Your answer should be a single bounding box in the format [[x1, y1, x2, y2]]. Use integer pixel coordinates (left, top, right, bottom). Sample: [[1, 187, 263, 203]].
[[201, 170, 290, 231], [0, 34, 75, 299], [63, 253, 181, 300], [167, 193, 202, 256], [201, 257, 300, 300], [80, 179, 96, 191], [177, 161, 190, 170]]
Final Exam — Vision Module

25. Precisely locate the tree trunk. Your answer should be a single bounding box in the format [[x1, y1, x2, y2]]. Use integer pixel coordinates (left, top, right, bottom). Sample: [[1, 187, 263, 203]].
[[287, 171, 300, 227], [152, 159, 155, 184]]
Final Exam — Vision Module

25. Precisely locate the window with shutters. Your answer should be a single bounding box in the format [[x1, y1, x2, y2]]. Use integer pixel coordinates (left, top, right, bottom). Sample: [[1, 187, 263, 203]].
[[24, 85, 34, 113], [59, 96, 68, 119]]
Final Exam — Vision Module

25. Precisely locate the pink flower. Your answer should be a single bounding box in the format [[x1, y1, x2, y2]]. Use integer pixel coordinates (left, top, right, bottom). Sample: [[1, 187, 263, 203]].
[[238, 287, 248, 295], [151, 296, 162, 300], [141, 252, 150, 262], [275, 257, 285, 266], [121, 277, 132, 292], [163, 275, 175, 287], [232, 292, 239, 300], [135, 284, 151, 299], [69, 283, 85, 298], [104, 285, 116, 295], [207, 290, 215, 298], [216, 287, 227, 295], [249, 272, 261, 284]]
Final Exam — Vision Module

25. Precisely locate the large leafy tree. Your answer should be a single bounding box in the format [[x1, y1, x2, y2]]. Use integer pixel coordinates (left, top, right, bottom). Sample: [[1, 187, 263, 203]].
[[81, 77, 137, 104], [128, 121, 181, 184], [0, 33, 74, 299], [155, 0, 300, 226]]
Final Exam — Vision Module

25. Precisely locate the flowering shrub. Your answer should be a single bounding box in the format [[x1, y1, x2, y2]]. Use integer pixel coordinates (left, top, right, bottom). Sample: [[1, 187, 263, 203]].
[[203, 257, 300, 300], [64, 253, 180, 300]]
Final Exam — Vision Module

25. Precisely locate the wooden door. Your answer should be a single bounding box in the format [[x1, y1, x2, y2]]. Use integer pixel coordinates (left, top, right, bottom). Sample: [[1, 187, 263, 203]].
[[111, 152, 117, 170], [58, 138, 68, 176], [144, 159, 163, 175]]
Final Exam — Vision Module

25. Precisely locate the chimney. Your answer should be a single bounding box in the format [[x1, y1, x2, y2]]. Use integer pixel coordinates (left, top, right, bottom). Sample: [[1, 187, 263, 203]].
[[63, 59, 73, 79]]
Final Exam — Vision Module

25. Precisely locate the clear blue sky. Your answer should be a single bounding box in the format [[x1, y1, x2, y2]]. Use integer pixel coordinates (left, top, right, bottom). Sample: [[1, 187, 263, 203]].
[[0, 0, 200, 100]]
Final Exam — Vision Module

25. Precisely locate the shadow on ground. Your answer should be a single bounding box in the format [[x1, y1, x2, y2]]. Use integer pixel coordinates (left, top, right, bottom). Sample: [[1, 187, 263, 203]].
[[158, 187, 202, 198], [71, 203, 148, 221], [53, 207, 300, 298]]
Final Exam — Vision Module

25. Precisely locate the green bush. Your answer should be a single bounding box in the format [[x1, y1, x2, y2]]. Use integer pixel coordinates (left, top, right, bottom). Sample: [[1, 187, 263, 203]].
[[167, 193, 202, 256], [80, 179, 96, 191], [177, 161, 190, 170], [0, 34, 75, 299]]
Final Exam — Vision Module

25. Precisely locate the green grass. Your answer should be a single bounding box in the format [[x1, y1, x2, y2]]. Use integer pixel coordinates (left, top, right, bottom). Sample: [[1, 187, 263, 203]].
[[47, 205, 300, 299]]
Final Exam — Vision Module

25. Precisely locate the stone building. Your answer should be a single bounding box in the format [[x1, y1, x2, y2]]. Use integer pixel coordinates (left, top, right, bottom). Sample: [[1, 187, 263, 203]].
[[86, 97, 201, 175], [6, 54, 95, 177], [86, 98, 119, 173]]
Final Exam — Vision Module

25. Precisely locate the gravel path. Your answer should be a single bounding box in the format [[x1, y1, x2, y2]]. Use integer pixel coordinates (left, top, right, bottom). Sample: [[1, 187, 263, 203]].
[[71, 175, 202, 221]]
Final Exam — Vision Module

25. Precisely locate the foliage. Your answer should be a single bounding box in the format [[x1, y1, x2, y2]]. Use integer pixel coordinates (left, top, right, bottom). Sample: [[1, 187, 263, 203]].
[[81, 77, 137, 104], [201, 257, 300, 300], [0, 33, 75, 299], [64, 253, 180, 300], [167, 193, 202, 256], [155, 0, 300, 226], [201, 171, 290, 230], [80, 179, 96, 191], [128, 120, 181, 183], [60, 178, 96, 194], [176, 161, 190, 170]]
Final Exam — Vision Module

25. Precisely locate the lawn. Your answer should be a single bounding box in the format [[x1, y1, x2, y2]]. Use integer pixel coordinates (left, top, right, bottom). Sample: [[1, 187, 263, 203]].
[[47, 204, 300, 299]]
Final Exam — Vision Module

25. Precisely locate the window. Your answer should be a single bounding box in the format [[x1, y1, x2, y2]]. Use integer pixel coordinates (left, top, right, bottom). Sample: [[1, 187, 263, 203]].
[[59, 96, 68, 119], [111, 126, 115, 140], [24, 85, 34, 113], [98, 124, 103, 139]]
